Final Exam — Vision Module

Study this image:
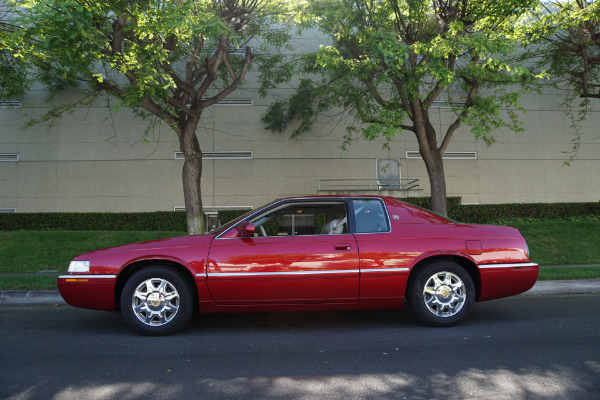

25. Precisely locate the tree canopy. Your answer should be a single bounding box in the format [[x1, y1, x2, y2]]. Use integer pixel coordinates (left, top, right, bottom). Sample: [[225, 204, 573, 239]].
[[0, 2, 28, 100], [4, 0, 291, 234], [263, 0, 541, 215], [520, 0, 600, 162]]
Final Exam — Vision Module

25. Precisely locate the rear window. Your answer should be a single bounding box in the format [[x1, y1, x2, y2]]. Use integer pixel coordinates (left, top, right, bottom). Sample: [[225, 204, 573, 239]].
[[352, 199, 390, 233]]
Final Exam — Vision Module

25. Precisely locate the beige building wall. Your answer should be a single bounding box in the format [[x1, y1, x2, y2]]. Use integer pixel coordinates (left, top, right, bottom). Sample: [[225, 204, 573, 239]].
[[1, 33, 599, 213]]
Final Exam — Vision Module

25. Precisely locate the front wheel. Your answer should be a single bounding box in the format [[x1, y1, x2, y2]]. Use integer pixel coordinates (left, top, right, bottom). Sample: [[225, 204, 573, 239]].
[[408, 261, 475, 327], [120, 266, 194, 336]]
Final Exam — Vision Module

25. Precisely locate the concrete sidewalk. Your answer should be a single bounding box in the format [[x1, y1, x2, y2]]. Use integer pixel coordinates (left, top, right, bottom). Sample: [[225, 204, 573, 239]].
[[1, 279, 599, 305]]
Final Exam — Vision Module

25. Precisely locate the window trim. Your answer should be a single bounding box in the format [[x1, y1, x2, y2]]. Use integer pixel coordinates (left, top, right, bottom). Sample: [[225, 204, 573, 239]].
[[0, 153, 19, 162], [216, 197, 393, 239], [216, 198, 352, 239], [350, 198, 392, 234], [248, 200, 349, 237]]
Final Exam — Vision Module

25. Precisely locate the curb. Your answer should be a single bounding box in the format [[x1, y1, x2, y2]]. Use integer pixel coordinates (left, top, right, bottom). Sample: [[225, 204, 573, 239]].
[[0, 290, 65, 305], [1, 279, 599, 305], [523, 279, 600, 295]]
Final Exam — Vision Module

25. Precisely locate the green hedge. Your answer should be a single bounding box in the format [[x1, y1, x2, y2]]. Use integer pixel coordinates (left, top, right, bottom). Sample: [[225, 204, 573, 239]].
[[1, 200, 598, 231], [450, 202, 600, 224], [0, 210, 250, 231], [217, 209, 252, 225], [0, 211, 188, 231], [401, 197, 600, 224], [400, 197, 463, 214]]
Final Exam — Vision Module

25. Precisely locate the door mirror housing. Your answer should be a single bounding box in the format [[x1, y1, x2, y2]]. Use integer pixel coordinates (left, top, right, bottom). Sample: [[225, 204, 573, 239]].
[[236, 222, 255, 237]]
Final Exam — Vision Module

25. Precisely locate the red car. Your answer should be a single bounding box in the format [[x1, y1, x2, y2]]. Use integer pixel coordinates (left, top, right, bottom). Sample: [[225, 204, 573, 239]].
[[58, 196, 538, 335]]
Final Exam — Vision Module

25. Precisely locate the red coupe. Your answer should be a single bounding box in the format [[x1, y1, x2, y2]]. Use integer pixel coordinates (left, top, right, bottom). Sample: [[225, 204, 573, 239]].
[[58, 196, 538, 335]]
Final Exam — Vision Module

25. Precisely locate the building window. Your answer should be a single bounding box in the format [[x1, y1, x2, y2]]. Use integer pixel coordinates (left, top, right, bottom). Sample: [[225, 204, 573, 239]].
[[215, 98, 253, 106], [0, 101, 21, 108], [406, 151, 477, 160], [174, 151, 253, 160], [0, 154, 19, 162], [377, 158, 401, 189]]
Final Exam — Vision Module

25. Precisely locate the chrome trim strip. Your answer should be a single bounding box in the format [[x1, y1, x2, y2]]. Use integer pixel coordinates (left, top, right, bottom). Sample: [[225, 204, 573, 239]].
[[207, 270, 359, 277], [58, 274, 117, 279], [361, 268, 410, 273], [478, 262, 538, 270], [201, 267, 409, 278]]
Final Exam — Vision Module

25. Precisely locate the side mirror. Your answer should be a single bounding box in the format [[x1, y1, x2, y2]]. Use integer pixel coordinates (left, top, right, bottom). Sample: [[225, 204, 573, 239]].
[[236, 222, 255, 237]]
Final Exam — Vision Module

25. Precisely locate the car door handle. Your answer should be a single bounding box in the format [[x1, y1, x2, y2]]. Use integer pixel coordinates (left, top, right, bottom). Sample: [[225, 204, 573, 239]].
[[334, 243, 352, 251]]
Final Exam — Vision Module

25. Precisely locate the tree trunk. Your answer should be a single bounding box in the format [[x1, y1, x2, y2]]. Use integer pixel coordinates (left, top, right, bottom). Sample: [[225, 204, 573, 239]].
[[417, 117, 448, 217], [423, 151, 448, 217], [179, 118, 205, 235]]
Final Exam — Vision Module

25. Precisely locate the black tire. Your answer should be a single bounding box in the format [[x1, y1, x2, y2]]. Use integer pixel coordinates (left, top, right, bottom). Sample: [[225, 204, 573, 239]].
[[120, 266, 194, 336], [408, 261, 475, 327]]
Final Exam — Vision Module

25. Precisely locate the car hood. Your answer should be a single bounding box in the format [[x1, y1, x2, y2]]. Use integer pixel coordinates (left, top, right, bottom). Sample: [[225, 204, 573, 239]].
[[73, 234, 215, 260]]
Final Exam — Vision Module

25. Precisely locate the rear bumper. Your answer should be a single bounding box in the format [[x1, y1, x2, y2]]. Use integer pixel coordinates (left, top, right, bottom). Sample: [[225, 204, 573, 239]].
[[478, 262, 539, 301]]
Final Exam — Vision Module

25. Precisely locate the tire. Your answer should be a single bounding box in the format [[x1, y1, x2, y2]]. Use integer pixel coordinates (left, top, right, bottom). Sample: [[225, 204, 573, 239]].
[[408, 261, 475, 327], [120, 266, 194, 336]]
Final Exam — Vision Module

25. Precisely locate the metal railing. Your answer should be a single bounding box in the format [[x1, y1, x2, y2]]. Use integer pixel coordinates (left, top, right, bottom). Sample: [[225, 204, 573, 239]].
[[318, 178, 421, 191]]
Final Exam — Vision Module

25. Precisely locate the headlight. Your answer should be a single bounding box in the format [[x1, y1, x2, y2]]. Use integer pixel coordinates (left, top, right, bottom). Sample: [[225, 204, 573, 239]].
[[68, 260, 90, 273]]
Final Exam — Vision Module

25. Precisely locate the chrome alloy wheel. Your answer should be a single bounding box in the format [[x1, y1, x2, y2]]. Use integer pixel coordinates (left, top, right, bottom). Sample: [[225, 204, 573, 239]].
[[422, 271, 466, 317], [131, 278, 180, 326]]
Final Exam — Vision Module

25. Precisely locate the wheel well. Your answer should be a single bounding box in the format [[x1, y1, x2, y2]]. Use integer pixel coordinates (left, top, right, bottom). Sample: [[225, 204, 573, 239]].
[[406, 255, 481, 301], [114, 260, 198, 311]]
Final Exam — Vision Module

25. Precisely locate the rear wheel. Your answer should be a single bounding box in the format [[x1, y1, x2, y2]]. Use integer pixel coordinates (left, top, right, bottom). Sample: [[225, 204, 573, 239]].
[[120, 266, 194, 336], [408, 261, 475, 327]]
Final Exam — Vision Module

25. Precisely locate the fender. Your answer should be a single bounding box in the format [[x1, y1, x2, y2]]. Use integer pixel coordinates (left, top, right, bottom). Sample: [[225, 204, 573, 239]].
[[119, 254, 200, 276], [407, 250, 478, 272]]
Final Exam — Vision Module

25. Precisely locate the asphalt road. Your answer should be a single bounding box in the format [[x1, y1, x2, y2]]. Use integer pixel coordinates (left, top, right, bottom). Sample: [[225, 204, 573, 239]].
[[1, 294, 599, 400]]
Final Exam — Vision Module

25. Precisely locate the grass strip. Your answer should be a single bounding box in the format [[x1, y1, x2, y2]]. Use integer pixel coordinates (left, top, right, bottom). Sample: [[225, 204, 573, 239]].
[[502, 220, 600, 266], [0, 275, 58, 291], [0, 218, 599, 290], [0, 231, 185, 274], [537, 266, 600, 281]]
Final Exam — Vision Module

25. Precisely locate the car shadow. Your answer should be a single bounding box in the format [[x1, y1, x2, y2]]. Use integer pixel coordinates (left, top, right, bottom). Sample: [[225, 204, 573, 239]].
[[52, 297, 525, 336], [187, 308, 417, 333], [182, 297, 522, 335]]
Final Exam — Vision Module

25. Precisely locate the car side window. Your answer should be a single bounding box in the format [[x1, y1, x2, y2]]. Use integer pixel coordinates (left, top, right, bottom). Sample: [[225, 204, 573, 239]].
[[353, 199, 389, 233], [250, 202, 348, 236]]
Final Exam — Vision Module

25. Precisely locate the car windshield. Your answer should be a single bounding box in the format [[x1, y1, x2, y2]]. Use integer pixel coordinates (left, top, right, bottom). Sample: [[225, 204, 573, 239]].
[[208, 210, 255, 235], [208, 199, 285, 235]]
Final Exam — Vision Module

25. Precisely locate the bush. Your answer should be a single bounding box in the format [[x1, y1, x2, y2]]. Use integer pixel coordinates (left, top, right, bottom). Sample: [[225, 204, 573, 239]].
[[0, 209, 251, 231], [1, 201, 598, 231], [454, 202, 599, 224], [0, 212, 187, 231], [400, 197, 600, 224], [217, 209, 252, 226], [400, 197, 462, 216]]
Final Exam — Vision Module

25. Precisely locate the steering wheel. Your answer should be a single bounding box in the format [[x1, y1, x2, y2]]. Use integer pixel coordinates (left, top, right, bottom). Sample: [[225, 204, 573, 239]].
[[260, 225, 267, 237]]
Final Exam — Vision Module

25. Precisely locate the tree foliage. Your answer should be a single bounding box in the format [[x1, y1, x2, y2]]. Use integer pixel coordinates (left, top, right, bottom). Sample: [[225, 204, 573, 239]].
[[0, 2, 28, 100], [4, 0, 291, 234], [262, 0, 540, 216], [520, 0, 600, 163]]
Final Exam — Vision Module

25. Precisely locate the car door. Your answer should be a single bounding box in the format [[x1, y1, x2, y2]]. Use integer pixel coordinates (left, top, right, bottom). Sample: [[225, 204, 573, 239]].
[[351, 198, 411, 301], [206, 200, 359, 305]]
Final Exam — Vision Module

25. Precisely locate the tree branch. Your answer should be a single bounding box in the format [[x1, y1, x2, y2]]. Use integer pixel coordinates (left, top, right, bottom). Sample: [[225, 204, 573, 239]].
[[201, 46, 253, 108]]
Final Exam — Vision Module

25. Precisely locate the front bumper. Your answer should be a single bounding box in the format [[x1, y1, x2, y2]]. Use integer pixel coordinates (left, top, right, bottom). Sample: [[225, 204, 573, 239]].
[[57, 274, 117, 311]]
